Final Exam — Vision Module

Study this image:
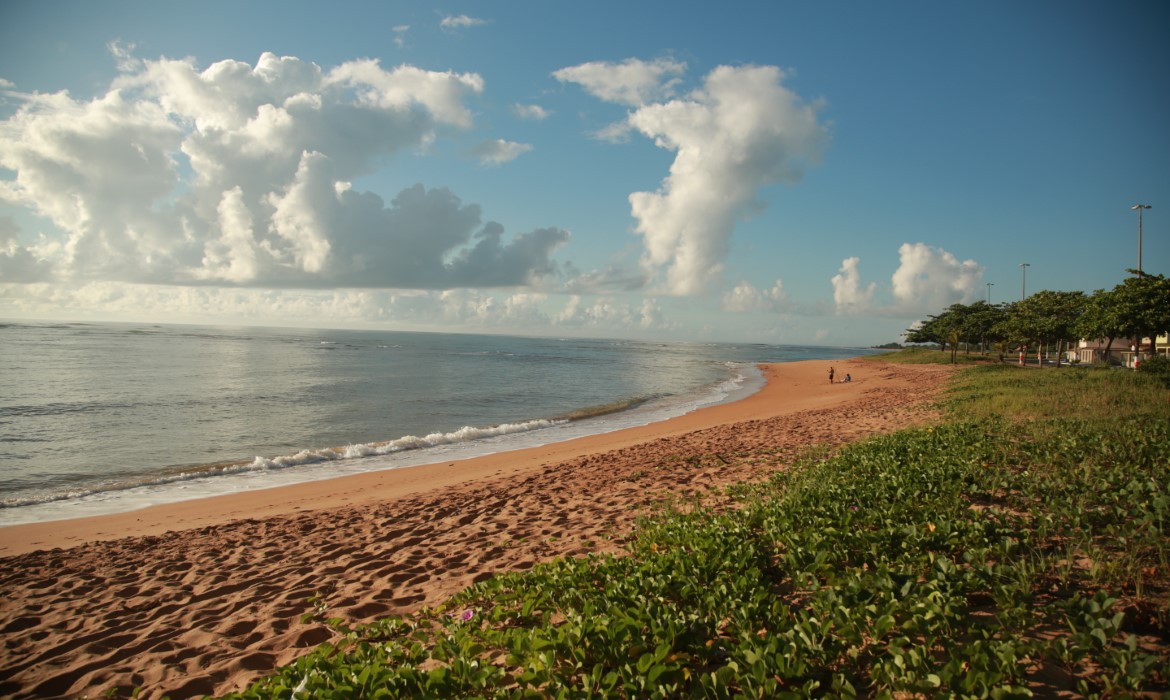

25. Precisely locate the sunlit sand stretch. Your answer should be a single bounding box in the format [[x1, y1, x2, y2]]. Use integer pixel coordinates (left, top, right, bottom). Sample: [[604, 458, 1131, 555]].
[[0, 358, 956, 699]]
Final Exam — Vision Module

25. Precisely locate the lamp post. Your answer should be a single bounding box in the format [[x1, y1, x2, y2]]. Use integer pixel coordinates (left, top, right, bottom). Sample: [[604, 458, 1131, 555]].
[[986, 282, 993, 304], [1131, 204, 1151, 272], [1019, 263, 1030, 301]]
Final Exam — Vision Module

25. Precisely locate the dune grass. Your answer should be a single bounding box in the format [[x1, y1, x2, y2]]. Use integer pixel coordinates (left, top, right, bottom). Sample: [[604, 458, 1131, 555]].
[[859, 347, 994, 365], [212, 360, 1170, 699], [945, 362, 1167, 425]]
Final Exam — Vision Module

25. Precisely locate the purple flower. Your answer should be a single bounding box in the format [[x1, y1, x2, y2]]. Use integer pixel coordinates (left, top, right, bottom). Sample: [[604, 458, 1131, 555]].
[[449, 608, 476, 621]]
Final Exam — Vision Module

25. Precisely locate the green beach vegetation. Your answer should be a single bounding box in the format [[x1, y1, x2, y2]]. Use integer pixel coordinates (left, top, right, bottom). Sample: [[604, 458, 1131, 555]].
[[211, 352, 1170, 699]]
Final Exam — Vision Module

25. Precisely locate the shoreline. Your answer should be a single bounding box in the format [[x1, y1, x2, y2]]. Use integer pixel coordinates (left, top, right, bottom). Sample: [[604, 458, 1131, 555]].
[[0, 357, 958, 699], [0, 360, 766, 533], [1, 359, 839, 557]]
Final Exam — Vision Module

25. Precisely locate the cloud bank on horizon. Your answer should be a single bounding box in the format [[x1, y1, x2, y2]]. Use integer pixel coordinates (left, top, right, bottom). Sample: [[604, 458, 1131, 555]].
[[0, 34, 986, 341]]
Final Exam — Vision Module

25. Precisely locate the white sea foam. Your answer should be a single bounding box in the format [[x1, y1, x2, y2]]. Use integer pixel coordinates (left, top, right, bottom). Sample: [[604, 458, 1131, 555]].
[[0, 419, 567, 510], [0, 366, 762, 526], [0, 321, 873, 527], [250, 418, 567, 469]]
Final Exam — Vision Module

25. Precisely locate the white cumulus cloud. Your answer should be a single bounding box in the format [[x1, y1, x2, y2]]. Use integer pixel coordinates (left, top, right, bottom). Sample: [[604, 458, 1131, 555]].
[[623, 64, 828, 295], [890, 242, 983, 312], [722, 279, 788, 312], [0, 51, 567, 290], [831, 243, 983, 316], [591, 121, 635, 144], [440, 14, 488, 30], [392, 25, 410, 48], [553, 58, 686, 107], [832, 257, 876, 314], [558, 59, 829, 296], [553, 294, 673, 332], [512, 103, 551, 121], [327, 59, 484, 128], [107, 39, 142, 72], [0, 217, 54, 283], [472, 139, 533, 165]]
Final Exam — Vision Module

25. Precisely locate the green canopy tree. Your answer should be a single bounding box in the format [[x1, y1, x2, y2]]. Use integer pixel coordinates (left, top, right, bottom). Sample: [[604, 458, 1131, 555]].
[[1113, 271, 1170, 356], [905, 304, 969, 362], [960, 301, 1008, 356], [905, 301, 1008, 363], [997, 291, 1086, 367], [1075, 288, 1125, 364], [1075, 272, 1170, 364], [994, 301, 1026, 361], [904, 314, 949, 348]]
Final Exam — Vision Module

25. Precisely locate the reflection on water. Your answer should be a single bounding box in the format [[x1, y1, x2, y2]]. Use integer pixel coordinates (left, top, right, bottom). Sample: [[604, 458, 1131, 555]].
[[0, 321, 876, 520]]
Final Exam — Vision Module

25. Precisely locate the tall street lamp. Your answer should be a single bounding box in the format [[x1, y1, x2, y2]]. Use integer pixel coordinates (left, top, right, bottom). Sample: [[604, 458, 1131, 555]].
[[1019, 263, 1030, 301], [1132, 204, 1151, 272], [986, 282, 993, 304]]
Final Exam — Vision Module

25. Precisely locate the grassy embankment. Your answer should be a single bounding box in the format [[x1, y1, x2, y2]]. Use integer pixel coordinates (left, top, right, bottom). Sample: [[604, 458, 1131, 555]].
[[219, 354, 1170, 699], [870, 347, 994, 365]]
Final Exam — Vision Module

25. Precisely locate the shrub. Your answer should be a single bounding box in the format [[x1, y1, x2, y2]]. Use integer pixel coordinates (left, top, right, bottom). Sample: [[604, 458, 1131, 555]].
[[1137, 353, 1170, 388]]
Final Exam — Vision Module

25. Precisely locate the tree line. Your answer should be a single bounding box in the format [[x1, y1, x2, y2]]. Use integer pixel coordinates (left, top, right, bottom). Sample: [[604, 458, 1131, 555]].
[[904, 270, 1170, 366]]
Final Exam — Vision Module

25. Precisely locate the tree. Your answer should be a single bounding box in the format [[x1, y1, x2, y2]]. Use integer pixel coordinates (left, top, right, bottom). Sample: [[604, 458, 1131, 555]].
[[905, 304, 969, 362], [997, 291, 1086, 367], [905, 271, 1169, 370], [906, 302, 1009, 362], [994, 301, 1027, 362], [1075, 288, 1125, 364], [960, 301, 1008, 355], [904, 315, 946, 348], [1075, 272, 1170, 364], [1111, 271, 1170, 356]]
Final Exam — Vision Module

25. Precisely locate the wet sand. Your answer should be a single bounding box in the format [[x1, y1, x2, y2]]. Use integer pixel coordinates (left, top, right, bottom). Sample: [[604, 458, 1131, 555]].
[[0, 357, 956, 699]]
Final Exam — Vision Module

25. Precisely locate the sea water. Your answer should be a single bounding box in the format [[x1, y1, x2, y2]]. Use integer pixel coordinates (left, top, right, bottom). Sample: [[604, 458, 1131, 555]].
[[0, 321, 874, 525]]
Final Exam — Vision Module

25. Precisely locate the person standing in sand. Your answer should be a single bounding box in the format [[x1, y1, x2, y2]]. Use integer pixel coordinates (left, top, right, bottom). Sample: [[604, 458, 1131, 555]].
[[829, 367, 835, 384]]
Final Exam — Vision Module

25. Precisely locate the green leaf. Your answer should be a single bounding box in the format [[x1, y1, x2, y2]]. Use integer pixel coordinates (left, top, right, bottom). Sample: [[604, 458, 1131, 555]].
[[636, 652, 654, 674]]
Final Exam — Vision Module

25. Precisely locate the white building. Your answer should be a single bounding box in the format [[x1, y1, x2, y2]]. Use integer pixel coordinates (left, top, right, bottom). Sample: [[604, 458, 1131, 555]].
[[1073, 333, 1169, 366]]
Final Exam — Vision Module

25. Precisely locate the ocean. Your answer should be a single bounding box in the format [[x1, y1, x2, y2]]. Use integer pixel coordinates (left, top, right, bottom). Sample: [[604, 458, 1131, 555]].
[[0, 321, 874, 526]]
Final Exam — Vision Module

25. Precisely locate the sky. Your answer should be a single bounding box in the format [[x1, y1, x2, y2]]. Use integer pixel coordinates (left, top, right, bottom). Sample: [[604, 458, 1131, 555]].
[[1, 1, 1167, 346]]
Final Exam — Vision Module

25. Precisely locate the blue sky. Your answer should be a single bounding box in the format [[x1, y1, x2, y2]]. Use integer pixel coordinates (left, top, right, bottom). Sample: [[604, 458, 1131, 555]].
[[1, 1, 1167, 346]]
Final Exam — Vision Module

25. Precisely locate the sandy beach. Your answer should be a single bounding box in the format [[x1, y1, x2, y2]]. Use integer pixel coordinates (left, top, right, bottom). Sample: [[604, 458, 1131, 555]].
[[0, 357, 956, 699]]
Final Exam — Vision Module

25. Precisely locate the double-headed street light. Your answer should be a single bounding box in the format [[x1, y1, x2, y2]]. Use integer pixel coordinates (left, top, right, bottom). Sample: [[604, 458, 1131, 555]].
[[1132, 204, 1151, 272], [986, 282, 993, 304], [1019, 263, 1030, 301]]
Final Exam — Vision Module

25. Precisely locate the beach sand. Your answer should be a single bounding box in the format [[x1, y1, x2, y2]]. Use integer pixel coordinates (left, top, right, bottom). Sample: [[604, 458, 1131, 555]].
[[0, 357, 956, 699]]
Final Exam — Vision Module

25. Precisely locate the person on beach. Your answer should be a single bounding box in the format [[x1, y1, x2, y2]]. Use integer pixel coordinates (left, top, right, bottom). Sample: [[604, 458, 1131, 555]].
[[829, 367, 835, 384], [845, 373, 852, 383]]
